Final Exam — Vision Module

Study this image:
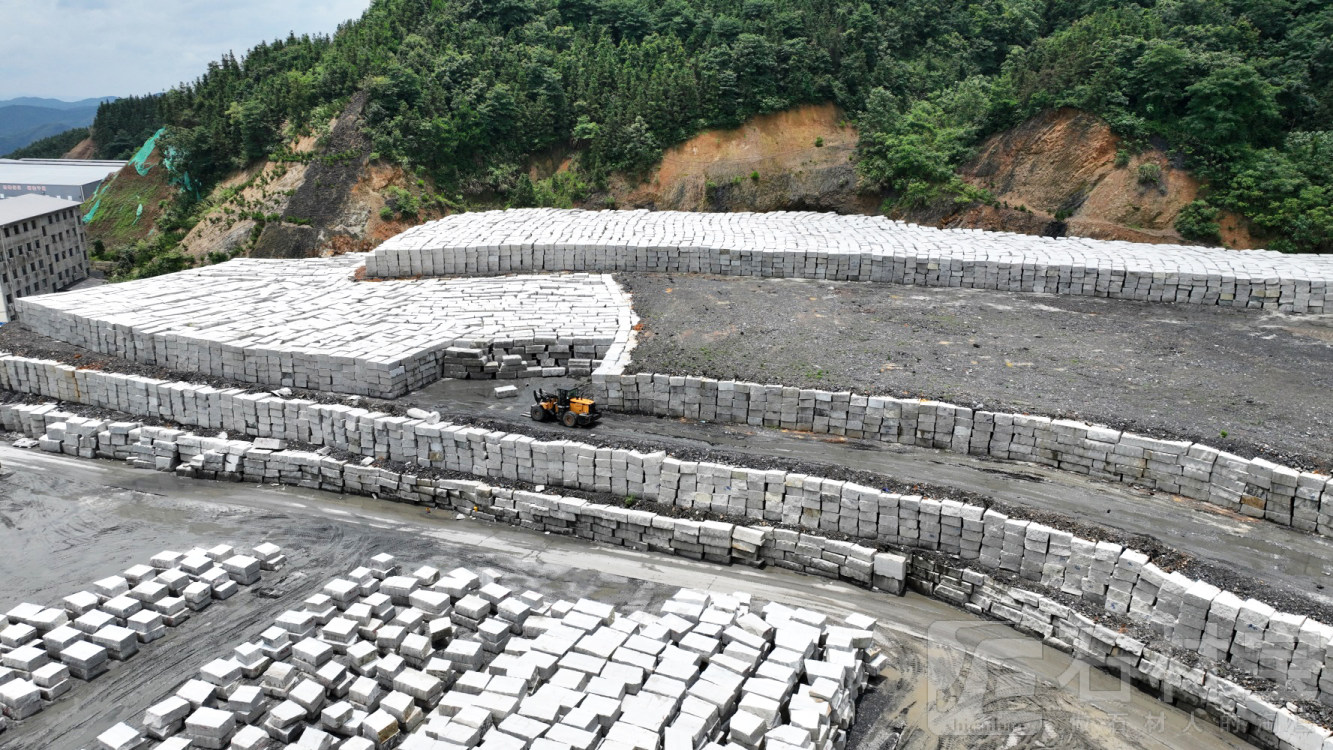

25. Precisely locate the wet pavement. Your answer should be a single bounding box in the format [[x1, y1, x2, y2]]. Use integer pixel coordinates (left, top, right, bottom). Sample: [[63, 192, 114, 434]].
[[0, 448, 1253, 750]]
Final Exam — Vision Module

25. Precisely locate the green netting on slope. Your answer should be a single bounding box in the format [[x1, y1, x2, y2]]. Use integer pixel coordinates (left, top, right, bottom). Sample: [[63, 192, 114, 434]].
[[82, 169, 115, 223], [84, 128, 200, 224], [129, 128, 166, 176], [135, 204, 143, 223]]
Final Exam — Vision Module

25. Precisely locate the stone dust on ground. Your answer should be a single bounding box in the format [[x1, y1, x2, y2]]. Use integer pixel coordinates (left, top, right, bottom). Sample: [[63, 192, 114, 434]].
[[620, 273, 1333, 471]]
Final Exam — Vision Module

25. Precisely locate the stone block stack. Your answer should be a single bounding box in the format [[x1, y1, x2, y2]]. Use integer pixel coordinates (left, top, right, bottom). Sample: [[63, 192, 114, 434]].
[[85, 556, 888, 750], [10, 392, 1333, 710], [366, 208, 1333, 313], [0, 543, 280, 736], [7, 355, 1333, 541], [14, 259, 635, 398]]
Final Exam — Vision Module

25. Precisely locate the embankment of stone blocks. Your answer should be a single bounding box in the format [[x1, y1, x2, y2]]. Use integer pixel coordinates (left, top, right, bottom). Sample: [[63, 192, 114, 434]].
[[7, 355, 1329, 541], [590, 373, 1333, 535], [4, 355, 1333, 713], [8, 392, 1333, 717], [14, 411, 1333, 750], [906, 555, 1333, 750], [365, 209, 1333, 313]]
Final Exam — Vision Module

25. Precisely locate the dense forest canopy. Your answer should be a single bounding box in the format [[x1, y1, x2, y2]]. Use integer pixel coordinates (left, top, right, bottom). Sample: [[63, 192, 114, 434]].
[[90, 0, 1333, 251]]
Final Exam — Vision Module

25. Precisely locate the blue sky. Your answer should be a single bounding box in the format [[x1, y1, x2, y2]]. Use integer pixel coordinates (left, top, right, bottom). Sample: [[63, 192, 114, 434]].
[[0, 0, 373, 101]]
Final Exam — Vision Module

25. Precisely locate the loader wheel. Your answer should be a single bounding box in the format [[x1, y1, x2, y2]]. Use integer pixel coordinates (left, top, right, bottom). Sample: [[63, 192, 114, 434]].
[[562, 411, 579, 428], [530, 405, 548, 422]]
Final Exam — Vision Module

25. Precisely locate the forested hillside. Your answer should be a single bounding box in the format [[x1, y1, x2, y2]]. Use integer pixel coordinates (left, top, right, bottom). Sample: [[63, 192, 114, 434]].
[[2, 127, 89, 159], [89, 0, 1332, 254]]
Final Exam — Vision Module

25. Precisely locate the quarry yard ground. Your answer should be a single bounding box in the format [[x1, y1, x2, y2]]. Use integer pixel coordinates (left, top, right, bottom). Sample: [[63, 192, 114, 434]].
[[1, 277, 1330, 749], [0, 448, 1254, 750], [4, 276, 1331, 469], [3, 278, 1333, 620], [618, 274, 1333, 469]]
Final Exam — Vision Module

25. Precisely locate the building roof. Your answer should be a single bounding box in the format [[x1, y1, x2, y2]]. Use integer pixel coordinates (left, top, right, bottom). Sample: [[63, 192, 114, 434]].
[[0, 158, 125, 188], [0, 194, 81, 225]]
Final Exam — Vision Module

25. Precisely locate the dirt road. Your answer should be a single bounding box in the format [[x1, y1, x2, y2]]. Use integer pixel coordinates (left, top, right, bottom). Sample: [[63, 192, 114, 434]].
[[0, 449, 1252, 750]]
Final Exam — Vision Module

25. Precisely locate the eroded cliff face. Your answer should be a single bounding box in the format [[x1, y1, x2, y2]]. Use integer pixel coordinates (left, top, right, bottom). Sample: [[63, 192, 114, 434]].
[[606, 103, 879, 215], [913, 107, 1255, 248], [176, 105, 1259, 263]]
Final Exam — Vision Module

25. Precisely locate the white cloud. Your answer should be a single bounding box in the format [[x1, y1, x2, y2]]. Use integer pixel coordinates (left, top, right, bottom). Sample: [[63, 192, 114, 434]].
[[0, 0, 374, 100]]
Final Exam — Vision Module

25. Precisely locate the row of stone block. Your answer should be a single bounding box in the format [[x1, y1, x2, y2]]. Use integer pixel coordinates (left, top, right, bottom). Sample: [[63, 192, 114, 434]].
[[365, 209, 1333, 313], [7, 355, 1329, 540], [907, 555, 1333, 750], [15, 414, 1333, 749], [8, 395, 1330, 707], [32, 407, 1333, 712], [587, 373, 1333, 534], [7, 391, 1333, 713]]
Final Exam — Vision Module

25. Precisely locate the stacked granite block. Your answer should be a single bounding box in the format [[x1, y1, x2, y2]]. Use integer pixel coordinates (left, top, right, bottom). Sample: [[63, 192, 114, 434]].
[[0, 544, 279, 734], [85, 558, 888, 750], [907, 554, 1333, 750], [365, 208, 1333, 313], [7, 356, 1333, 540], [8, 388, 1333, 709], [14, 260, 635, 398], [589, 373, 1333, 533]]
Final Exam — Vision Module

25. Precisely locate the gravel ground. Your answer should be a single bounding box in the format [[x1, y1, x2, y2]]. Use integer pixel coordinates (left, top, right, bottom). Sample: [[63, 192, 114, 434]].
[[620, 274, 1333, 470]]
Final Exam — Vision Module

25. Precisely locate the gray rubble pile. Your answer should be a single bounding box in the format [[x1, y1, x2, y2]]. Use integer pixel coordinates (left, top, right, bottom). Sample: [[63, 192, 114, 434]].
[[14, 258, 635, 398], [366, 208, 1333, 313], [0, 543, 281, 733], [83, 556, 887, 750]]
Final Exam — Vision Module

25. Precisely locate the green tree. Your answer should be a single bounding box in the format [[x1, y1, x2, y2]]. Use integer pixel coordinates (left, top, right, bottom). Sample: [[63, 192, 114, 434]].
[[1175, 200, 1221, 243], [1183, 65, 1282, 148]]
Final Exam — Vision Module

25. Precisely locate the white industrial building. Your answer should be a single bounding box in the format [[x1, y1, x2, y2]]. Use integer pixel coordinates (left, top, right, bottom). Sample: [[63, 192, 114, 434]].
[[0, 194, 91, 322], [0, 158, 126, 202]]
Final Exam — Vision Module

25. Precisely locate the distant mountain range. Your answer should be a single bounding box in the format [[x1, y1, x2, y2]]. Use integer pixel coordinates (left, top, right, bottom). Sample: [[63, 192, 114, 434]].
[[0, 97, 116, 156]]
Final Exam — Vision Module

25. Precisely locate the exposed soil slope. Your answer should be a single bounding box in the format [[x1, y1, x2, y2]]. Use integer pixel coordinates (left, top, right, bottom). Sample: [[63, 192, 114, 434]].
[[610, 103, 876, 214], [173, 105, 1271, 262], [61, 136, 97, 159], [176, 134, 322, 261], [915, 108, 1255, 247]]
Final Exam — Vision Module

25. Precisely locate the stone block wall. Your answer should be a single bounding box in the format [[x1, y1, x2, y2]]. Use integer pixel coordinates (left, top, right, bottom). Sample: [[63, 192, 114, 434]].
[[3, 402, 907, 599], [9, 403, 1333, 750], [365, 209, 1333, 313], [590, 373, 1333, 535], [5, 368, 1333, 713], [5, 353, 1331, 539], [907, 555, 1332, 750]]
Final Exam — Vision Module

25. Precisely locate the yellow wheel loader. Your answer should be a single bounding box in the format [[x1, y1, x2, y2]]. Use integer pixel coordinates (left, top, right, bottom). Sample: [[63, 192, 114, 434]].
[[530, 386, 601, 428]]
